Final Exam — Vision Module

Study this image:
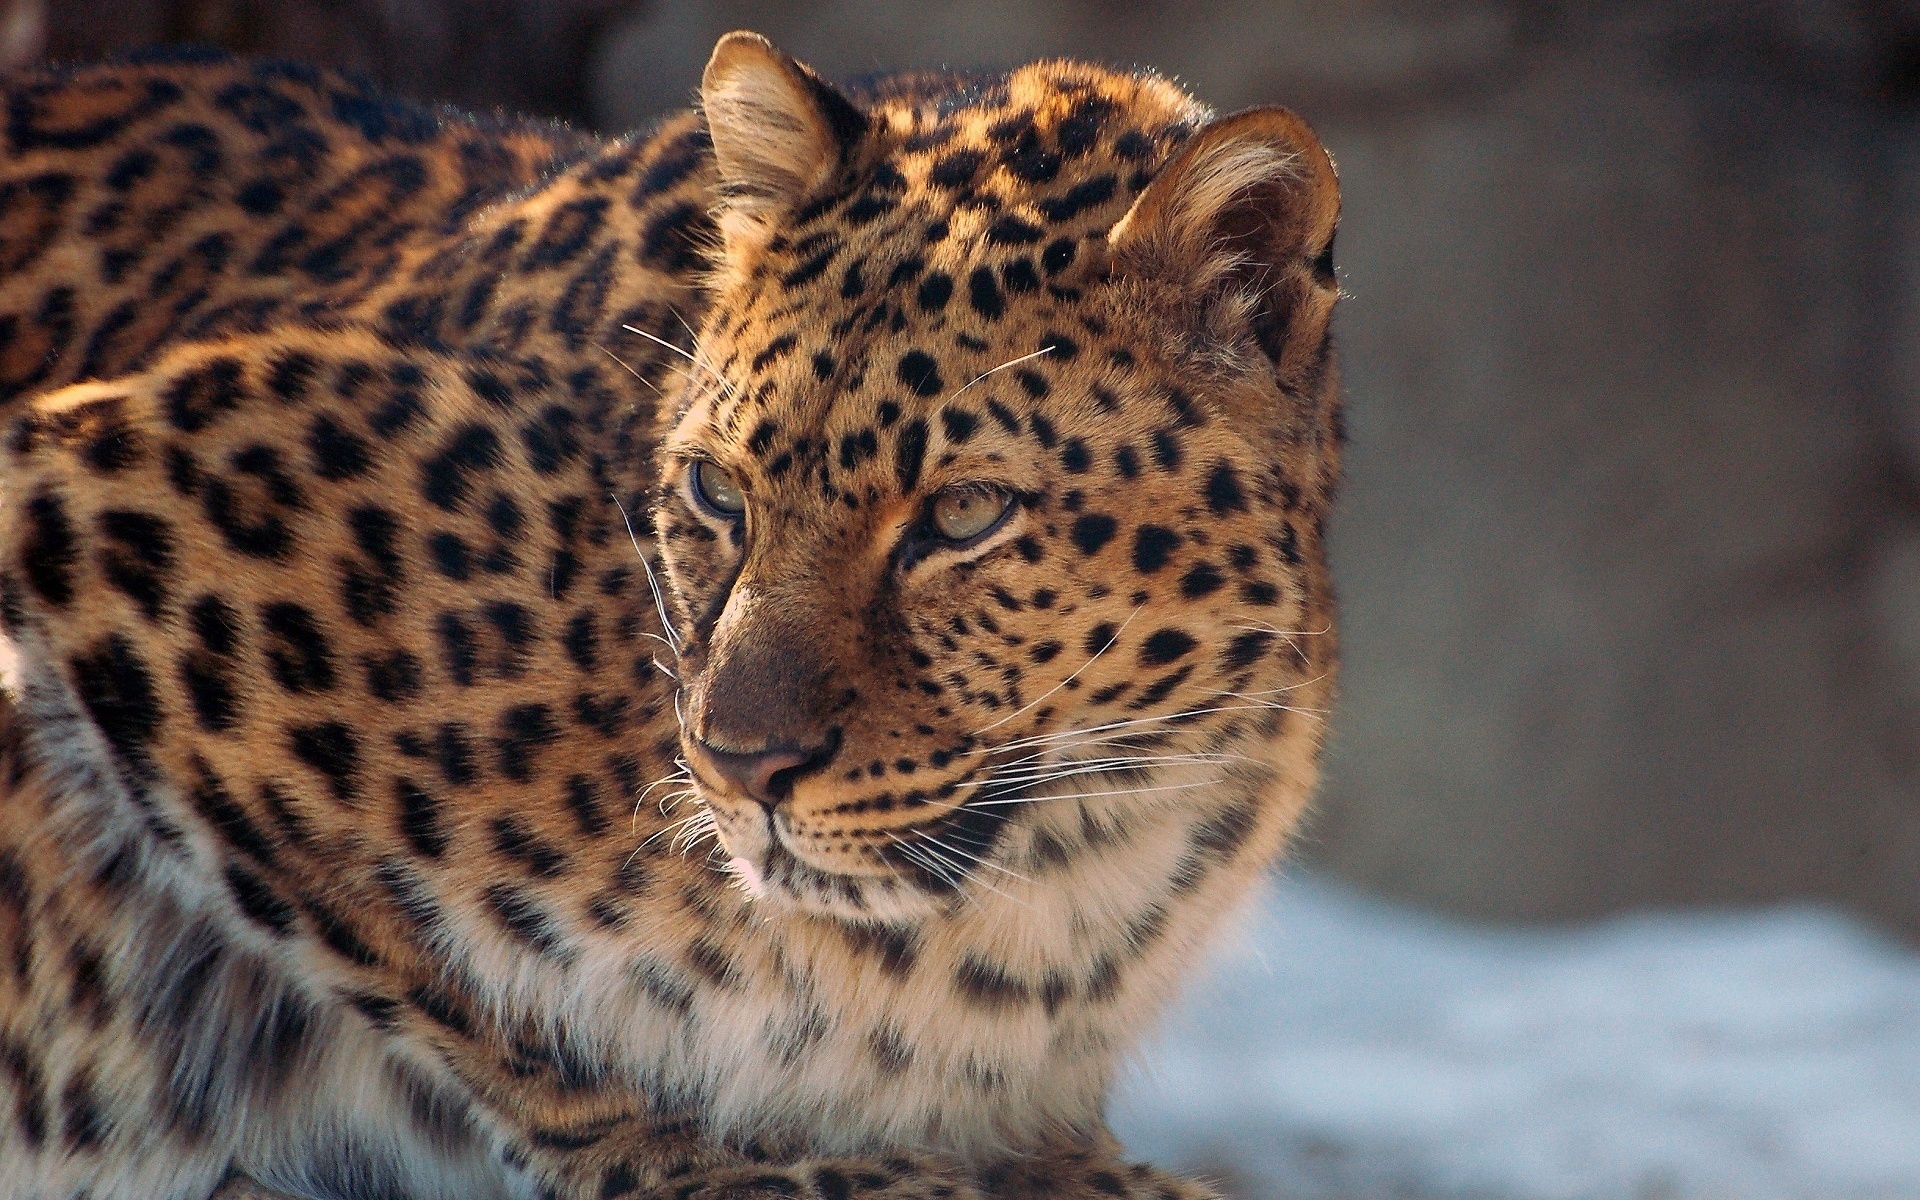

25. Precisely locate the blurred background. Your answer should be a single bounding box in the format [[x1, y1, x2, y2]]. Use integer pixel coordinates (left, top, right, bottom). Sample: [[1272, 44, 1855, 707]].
[[13, 1, 1920, 1195]]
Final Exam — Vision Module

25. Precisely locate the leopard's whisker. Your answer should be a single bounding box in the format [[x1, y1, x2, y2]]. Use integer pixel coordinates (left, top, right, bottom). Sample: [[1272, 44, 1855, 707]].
[[1206, 699, 1330, 720], [978, 727, 1176, 764], [906, 831, 1026, 905], [976, 753, 1246, 791], [628, 762, 695, 829], [636, 766, 693, 809], [594, 342, 660, 393], [670, 804, 719, 857], [670, 310, 709, 356], [967, 778, 1224, 808], [625, 790, 707, 868], [969, 667, 1333, 768], [892, 834, 977, 898], [1226, 620, 1332, 638], [1200, 671, 1332, 700], [1227, 620, 1332, 664], [942, 345, 1053, 407], [970, 603, 1143, 736], [976, 767, 1211, 800], [621, 322, 738, 402], [634, 799, 706, 852], [610, 490, 684, 655], [979, 745, 1253, 776], [885, 833, 966, 894], [978, 699, 1320, 756], [975, 767, 1215, 797], [914, 829, 1034, 898], [979, 743, 1239, 776]]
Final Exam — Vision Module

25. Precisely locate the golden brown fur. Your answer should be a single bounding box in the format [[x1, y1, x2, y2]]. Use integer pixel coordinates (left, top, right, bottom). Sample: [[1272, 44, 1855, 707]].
[[0, 32, 1340, 1200]]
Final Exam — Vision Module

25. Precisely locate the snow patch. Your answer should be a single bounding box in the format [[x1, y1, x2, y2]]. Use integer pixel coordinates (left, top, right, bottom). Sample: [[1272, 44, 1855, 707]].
[[1111, 872, 1920, 1199]]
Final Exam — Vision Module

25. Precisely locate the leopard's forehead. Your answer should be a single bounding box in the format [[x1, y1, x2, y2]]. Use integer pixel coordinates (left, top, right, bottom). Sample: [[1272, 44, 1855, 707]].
[[685, 62, 1212, 471]]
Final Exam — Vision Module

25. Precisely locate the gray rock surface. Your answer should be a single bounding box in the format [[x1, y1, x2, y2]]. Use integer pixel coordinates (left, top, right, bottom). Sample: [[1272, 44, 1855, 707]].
[[28, 0, 638, 124]]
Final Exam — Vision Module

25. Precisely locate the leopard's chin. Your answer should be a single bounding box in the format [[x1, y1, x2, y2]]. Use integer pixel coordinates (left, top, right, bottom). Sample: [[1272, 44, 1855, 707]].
[[704, 808, 956, 924]]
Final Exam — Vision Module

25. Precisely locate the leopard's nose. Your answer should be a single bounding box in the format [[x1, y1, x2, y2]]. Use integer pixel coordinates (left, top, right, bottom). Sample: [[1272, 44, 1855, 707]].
[[694, 738, 828, 809]]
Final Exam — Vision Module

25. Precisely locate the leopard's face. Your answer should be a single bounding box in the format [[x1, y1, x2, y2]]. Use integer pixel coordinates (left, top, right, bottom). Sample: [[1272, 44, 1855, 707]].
[[650, 46, 1341, 923]]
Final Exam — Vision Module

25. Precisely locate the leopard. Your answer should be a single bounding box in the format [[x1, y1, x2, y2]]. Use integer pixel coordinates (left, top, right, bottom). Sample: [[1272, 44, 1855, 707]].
[[0, 28, 1342, 1200]]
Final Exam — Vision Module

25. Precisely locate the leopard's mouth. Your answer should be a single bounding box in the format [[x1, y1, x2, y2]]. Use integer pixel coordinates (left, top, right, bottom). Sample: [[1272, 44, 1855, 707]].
[[684, 768, 883, 887], [687, 764, 1009, 915], [701, 808, 923, 918]]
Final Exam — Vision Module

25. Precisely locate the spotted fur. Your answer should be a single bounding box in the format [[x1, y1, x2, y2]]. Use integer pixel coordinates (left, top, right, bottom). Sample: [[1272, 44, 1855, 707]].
[[0, 32, 1341, 1200]]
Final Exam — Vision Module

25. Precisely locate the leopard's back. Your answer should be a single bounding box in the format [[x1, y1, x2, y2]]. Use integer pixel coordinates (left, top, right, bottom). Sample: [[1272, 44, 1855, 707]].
[[0, 50, 604, 406]]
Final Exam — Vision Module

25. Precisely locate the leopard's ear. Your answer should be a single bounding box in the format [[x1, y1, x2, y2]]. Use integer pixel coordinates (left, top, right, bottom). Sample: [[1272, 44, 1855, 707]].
[[701, 31, 868, 246], [1107, 107, 1339, 381]]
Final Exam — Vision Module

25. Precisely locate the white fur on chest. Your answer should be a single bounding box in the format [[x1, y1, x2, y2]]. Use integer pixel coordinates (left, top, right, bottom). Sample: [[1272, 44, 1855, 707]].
[[508, 766, 1247, 1162]]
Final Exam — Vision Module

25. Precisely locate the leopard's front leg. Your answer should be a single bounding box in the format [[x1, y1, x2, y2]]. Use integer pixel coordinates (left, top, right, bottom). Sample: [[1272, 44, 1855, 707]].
[[527, 1120, 1210, 1200], [515, 1115, 970, 1200], [208, 1176, 303, 1200], [975, 1142, 1219, 1200], [627, 1149, 1217, 1200]]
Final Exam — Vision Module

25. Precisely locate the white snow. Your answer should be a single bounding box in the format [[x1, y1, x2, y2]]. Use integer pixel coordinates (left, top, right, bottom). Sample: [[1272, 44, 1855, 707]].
[[1110, 872, 1920, 1200]]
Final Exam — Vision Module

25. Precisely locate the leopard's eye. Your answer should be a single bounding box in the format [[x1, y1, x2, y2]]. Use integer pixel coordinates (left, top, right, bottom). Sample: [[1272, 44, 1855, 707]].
[[930, 487, 1010, 543], [692, 460, 746, 517]]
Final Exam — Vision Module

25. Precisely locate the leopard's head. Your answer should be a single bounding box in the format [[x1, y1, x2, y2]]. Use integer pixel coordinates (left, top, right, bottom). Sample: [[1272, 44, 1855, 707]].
[[653, 33, 1341, 922]]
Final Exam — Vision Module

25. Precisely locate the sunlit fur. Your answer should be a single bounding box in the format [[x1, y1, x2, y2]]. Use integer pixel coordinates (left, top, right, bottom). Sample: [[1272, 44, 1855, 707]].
[[0, 32, 1339, 1200]]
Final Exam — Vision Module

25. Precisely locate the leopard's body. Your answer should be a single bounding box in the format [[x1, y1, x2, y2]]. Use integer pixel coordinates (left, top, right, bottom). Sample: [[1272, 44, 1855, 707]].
[[0, 34, 1341, 1200]]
